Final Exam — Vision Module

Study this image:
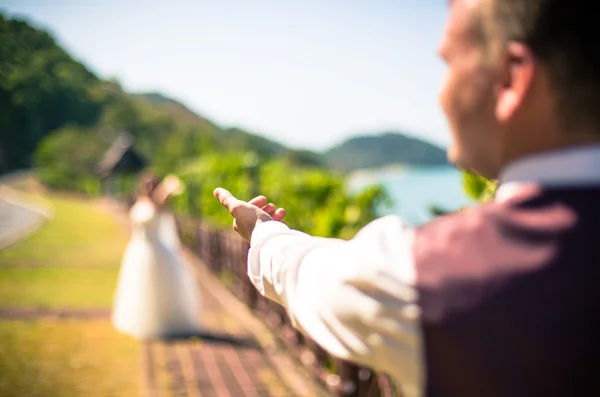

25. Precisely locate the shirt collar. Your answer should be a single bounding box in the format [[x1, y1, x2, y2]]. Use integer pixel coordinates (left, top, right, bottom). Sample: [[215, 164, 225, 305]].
[[495, 144, 600, 202]]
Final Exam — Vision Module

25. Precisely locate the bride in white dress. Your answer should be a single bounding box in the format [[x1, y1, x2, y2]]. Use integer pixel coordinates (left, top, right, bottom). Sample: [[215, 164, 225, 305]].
[[112, 173, 201, 339]]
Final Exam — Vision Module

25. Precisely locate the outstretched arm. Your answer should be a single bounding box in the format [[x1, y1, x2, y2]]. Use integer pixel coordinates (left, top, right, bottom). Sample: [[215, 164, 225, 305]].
[[214, 188, 424, 397], [152, 175, 184, 208]]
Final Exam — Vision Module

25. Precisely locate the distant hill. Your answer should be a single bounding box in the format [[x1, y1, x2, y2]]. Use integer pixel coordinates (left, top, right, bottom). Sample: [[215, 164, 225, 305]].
[[324, 132, 448, 172], [134, 92, 215, 128], [135, 93, 447, 171], [1, 13, 105, 172], [135, 93, 288, 156], [136, 93, 448, 172], [135, 93, 325, 167], [134, 93, 448, 172], [134, 94, 446, 172]]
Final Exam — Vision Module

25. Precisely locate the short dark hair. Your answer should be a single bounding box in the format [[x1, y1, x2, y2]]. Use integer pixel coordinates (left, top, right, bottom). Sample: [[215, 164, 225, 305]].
[[480, 0, 600, 129]]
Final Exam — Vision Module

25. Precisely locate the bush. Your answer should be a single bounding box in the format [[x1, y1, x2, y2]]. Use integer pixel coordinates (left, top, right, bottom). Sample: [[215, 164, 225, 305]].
[[34, 124, 106, 194], [172, 154, 389, 238], [462, 170, 497, 202]]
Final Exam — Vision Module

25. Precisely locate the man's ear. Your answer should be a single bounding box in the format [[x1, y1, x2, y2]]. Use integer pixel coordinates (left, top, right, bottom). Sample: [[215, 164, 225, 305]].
[[496, 42, 537, 121]]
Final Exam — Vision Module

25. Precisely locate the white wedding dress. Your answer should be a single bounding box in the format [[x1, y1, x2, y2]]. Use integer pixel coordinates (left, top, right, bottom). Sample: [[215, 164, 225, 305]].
[[158, 210, 181, 251], [112, 200, 202, 339]]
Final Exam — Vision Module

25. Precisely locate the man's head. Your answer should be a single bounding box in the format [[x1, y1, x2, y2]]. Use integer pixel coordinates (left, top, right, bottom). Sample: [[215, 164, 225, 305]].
[[439, 0, 600, 179]]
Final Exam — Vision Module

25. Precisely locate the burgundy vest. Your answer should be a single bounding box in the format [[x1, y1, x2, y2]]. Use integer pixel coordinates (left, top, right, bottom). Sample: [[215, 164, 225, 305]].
[[413, 185, 600, 397]]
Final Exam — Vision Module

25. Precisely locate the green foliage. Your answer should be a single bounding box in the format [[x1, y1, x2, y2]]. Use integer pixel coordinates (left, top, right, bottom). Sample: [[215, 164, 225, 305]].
[[0, 14, 107, 172], [429, 171, 497, 218], [34, 124, 107, 195], [462, 171, 497, 202], [172, 155, 388, 238]]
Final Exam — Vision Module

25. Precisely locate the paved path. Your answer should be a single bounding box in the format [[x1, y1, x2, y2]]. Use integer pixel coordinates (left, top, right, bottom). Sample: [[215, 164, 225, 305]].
[[0, 173, 53, 250], [0, 197, 40, 247], [140, 249, 331, 397]]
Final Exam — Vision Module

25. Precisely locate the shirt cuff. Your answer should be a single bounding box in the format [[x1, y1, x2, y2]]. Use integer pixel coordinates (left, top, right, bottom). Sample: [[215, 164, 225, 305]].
[[250, 220, 292, 247], [248, 221, 300, 302]]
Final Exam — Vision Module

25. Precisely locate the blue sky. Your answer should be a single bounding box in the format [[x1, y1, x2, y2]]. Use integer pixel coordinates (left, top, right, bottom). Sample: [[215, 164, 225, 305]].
[[2, 0, 450, 151]]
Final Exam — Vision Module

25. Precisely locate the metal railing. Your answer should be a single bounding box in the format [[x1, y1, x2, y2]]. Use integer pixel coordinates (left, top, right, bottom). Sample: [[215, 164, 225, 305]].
[[177, 216, 401, 397]]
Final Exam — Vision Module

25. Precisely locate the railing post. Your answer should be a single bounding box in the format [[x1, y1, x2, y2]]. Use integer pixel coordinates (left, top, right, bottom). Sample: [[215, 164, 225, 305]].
[[241, 239, 257, 309], [210, 228, 221, 273], [376, 374, 400, 397], [196, 221, 204, 259], [333, 361, 360, 397], [356, 368, 375, 396]]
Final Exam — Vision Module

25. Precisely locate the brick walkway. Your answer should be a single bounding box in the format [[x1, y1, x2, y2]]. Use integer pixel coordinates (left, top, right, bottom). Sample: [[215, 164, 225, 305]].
[[139, 248, 331, 397]]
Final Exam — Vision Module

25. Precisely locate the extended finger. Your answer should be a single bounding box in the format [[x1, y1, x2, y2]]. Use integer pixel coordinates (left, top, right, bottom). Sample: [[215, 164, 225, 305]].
[[273, 208, 286, 221], [249, 195, 268, 208], [262, 203, 276, 214], [213, 188, 240, 213]]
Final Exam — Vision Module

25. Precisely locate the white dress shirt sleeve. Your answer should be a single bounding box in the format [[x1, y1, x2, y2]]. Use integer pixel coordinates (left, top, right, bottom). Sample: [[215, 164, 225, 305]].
[[247, 215, 424, 397]]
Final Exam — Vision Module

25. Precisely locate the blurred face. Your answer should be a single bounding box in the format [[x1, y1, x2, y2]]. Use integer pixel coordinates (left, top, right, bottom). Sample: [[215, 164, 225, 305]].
[[438, 0, 503, 178]]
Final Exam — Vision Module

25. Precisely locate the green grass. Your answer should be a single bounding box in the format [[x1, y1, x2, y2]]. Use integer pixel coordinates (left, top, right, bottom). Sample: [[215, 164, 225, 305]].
[[0, 191, 140, 396], [0, 194, 128, 309], [0, 195, 127, 269], [0, 267, 120, 309], [0, 320, 140, 397]]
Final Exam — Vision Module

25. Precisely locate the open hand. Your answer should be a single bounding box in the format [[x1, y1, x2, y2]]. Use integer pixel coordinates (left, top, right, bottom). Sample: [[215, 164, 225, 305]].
[[162, 175, 185, 195], [214, 188, 286, 242]]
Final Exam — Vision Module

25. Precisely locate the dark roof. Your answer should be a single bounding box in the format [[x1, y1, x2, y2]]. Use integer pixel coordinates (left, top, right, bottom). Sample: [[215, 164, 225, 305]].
[[97, 132, 146, 178]]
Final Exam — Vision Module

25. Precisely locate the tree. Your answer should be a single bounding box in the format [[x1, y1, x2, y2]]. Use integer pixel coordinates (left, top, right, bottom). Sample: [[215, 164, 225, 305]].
[[0, 13, 106, 172], [34, 124, 107, 194]]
